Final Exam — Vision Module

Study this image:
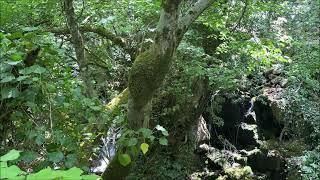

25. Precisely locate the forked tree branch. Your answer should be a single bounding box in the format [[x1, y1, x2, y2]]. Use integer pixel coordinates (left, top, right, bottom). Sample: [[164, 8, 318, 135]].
[[178, 0, 216, 33]]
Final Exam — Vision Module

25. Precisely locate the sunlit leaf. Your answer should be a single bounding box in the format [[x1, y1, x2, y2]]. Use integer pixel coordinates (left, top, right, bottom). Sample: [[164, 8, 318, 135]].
[[0, 149, 21, 161], [140, 143, 149, 155], [118, 154, 131, 167]]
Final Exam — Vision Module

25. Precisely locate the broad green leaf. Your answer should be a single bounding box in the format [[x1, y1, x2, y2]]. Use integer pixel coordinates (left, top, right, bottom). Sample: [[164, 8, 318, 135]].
[[5, 60, 23, 65], [8, 32, 23, 40], [140, 143, 149, 155], [0, 149, 21, 161], [0, 165, 23, 179], [16, 75, 29, 81], [10, 53, 23, 61], [19, 151, 38, 163], [162, 130, 169, 136], [62, 167, 83, 178], [159, 137, 168, 146], [139, 128, 153, 138], [81, 174, 101, 180], [19, 65, 46, 75], [0, 161, 7, 168], [0, 75, 15, 83], [1, 87, 19, 99], [48, 151, 64, 163], [155, 125, 166, 132], [65, 154, 77, 168], [149, 135, 155, 142], [118, 154, 131, 167], [127, 138, 138, 146], [27, 167, 58, 180]]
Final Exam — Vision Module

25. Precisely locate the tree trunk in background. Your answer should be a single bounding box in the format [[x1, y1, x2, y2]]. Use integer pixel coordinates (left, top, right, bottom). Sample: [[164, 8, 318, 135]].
[[63, 0, 95, 98], [103, 0, 216, 179]]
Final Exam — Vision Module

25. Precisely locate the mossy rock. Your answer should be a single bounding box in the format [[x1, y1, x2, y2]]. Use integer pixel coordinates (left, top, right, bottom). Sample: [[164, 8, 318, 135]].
[[224, 166, 253, 180]]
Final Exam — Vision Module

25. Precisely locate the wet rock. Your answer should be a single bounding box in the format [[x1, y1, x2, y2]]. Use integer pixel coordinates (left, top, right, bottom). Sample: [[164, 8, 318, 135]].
[[246, 149, 286, 180]]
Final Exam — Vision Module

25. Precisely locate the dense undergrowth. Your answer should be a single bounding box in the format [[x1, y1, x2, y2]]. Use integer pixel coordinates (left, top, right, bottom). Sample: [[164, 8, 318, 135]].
[[0, 0, 319, 179]]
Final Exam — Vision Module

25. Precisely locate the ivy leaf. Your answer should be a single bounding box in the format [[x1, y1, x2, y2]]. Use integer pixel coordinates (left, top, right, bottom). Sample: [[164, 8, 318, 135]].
[[48, 151, 64, 163], [127, 138, 138, 147], [118, 154, 131, 167], [140, 143, 149, 155], [0, 149, 21, 161], [159, 137, 168, 146]]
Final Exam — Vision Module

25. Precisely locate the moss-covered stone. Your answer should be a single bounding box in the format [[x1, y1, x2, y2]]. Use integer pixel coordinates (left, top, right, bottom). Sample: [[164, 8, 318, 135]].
[[224, 166, 253, 180]]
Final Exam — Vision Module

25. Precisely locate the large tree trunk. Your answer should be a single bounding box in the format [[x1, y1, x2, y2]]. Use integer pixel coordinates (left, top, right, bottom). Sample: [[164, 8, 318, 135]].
[[127, 0, 215, 129], [63, 0, 95, 98], [103, 0, 215, 179]]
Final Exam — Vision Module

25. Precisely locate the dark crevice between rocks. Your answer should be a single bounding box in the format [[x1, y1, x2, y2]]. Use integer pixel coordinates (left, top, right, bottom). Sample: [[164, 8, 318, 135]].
[[196, 96, 288, 180]]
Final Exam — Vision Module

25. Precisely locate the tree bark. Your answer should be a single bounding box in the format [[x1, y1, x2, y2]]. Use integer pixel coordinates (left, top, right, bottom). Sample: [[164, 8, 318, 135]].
[[63, 0, 95, 98], [127, 0, 215, 129], [103, 0, 216, 179]]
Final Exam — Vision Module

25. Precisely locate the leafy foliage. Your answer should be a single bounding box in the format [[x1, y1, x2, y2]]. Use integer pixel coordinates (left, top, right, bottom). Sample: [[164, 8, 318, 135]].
[[0, 149, 100, 180]]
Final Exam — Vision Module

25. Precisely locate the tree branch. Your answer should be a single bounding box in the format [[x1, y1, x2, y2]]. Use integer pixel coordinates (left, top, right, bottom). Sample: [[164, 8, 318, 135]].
[[50, 25, 127, 49], [63, 0, 95, 97], [232, 0, 248, 31], [178, 0, 216, 33]]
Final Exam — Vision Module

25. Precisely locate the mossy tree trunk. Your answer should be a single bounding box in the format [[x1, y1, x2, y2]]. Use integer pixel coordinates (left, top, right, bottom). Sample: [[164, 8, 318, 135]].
[[103, 0, 216, 179], [128, 0, 215, 129]]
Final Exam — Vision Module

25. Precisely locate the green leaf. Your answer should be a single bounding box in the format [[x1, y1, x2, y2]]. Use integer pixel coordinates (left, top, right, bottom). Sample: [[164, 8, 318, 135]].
[[5, 60, 23, 65], [139, 128, 153, 138], [81, 174, 100, 180], [127, 138, 138, 147], [140, 143, 149, 155], [27, 167, 57, 180], [159, 137, 168, 146], [63, 167, 83, 178], [48, 151, 64, 163], [0, 75, 15, 83], [16, 75, 30, 81], [8, 32, 23, 40], [0, 161, 7, 168], [162, 130, 169, 136], [1, 87, 19, 99], [19, 151, 38, 163], [0, 149, 21, 161], [118, 154, 131, 167], [65, 154, 77, 168], [10, 53, 23, 61], [0, 165, 23, 179], [155, 125, 166, 132], [19, 65, 46, 75]]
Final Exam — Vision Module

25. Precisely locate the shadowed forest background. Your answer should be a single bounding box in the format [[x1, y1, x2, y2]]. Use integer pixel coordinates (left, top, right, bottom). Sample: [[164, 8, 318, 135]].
[[0, 0, 319, 179]]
